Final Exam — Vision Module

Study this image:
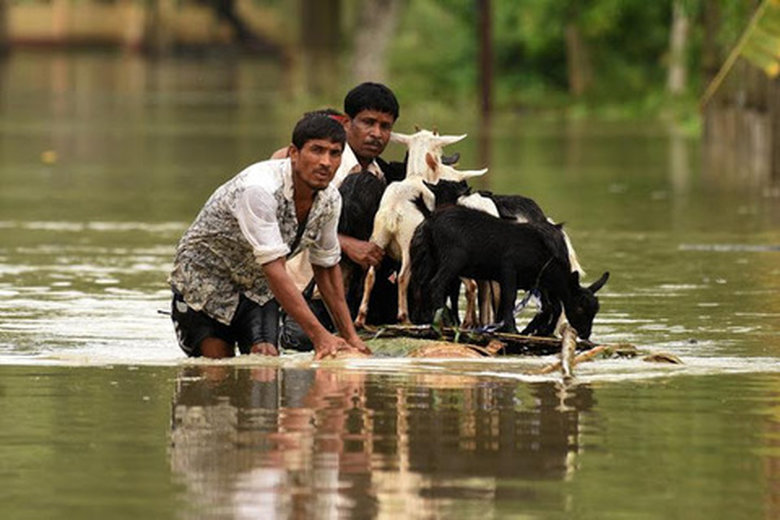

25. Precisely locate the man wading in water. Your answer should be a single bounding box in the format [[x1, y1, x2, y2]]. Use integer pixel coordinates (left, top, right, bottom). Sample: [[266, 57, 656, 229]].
[[169, 113, 370, 360], [280, 82, 405, 350]]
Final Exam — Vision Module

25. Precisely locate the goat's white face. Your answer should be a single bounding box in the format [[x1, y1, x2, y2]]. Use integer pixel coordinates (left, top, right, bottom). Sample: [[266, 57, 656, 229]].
[[425, 153, 488, 182], [392, 128, 488, 182], [391, 129, 467, 179]]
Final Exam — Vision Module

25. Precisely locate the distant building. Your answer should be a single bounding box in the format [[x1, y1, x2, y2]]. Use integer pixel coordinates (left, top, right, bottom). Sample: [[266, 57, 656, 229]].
[[1, 0, 285, 54]]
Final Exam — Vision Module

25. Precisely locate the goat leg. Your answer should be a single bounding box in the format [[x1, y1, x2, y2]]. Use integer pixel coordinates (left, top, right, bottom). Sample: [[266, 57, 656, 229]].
[[520, 297, 561, 337], [355, 266, 377, 328], [477, 280, 497, 326], [429, 268, 455, 323], [445, 277, 462, 326], [497, 269, 520, 333], [461, 278, 478, 328], [396, 250, 412, 324]]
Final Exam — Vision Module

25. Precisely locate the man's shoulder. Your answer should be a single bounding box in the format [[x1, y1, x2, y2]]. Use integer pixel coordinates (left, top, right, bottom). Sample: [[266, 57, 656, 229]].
[[241, 158, 287, 178], [239, 158, 288, 191]]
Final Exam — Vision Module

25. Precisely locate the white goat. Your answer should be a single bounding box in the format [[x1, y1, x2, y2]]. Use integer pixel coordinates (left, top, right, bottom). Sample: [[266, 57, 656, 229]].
[[354, 130, 487, 327], [391, 129, 585, 328], [390, 128, 469, 183]]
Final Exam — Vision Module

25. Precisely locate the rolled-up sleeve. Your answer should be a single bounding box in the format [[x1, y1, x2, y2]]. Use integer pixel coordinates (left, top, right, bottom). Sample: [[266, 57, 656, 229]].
[[234, 185, 289, 265], [308, 195, 342, 267]]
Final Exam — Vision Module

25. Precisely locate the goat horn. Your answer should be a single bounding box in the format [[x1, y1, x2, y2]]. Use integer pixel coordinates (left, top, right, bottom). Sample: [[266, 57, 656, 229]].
[[455, 168, 488, 179], [414, 124, 421, 132], [433, 133, 468, 147], [390, 132, 411, 144], [587, 272, 610, 293]]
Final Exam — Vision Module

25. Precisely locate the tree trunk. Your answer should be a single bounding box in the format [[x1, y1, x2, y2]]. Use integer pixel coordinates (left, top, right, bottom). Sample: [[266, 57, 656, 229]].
[[477, 0, 492, 179], [564, 22, 591, 97], [477, 0, 492, 115], [0, 0, 8, 56], [351, 0, 401, 84], [52, 0, 68, 44], [667, 0, 689, 96], [770, 77, 780, 180], [300, 0, 342, 95], [143, 0, 176, 56], [701, 0, 721, 90]]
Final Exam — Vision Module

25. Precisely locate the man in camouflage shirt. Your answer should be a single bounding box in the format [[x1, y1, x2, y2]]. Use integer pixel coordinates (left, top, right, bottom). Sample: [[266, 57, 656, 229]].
[[169, 114, 370, 359]]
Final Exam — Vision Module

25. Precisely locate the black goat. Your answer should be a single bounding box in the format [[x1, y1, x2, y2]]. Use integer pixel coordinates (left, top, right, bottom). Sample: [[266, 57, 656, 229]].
[[477, 191, 548, 223], [338, 170, 385, 240], [410, 190, 609, 338], [406, 180, 471, 324], [337, 171, 397, 321]]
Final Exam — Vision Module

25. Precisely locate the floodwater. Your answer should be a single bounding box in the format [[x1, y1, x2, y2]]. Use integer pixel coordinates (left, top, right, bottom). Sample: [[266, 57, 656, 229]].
[[1, 51, 780, 519]]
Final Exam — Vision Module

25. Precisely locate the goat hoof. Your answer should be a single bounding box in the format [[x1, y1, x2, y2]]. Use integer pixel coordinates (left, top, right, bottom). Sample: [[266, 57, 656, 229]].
[[498, 323, 519, 334], [354, 316, 366, 329]]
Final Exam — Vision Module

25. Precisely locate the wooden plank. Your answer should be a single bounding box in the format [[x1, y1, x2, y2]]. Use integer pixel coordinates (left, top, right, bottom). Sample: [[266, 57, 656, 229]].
[[356, 323, 605, 356]]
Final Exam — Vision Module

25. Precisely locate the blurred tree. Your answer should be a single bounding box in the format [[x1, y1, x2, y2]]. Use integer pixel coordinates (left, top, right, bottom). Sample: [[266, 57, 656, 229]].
[[564, 1, 592, 97], [701, 0, 722, 86], [213, 0, 266, 50], [667, 0, 690, 95], [352, 0, 403, 83], [478, 0, 493, 114], [387, 0, 476, 104], [301, 0, 342, 95], [0, 0, 7, 56], [143, 0, 176, 55]]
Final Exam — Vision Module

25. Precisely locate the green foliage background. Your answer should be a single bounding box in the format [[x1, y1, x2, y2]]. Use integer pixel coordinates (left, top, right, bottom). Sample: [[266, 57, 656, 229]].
[[380, 0, 760, 117]]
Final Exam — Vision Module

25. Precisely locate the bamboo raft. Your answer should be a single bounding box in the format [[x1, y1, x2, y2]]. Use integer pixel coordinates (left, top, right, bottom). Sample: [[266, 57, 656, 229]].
[[357, 323, 618, 356], [352, 323, 682, 374]]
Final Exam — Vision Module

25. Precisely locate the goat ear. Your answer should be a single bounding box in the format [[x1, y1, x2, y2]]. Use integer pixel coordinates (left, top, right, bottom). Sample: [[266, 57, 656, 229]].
[[425, 152, 439, 172], [587, 272, 610, 293], [433, 133, 467, 148], [391, 132, 411, 145]]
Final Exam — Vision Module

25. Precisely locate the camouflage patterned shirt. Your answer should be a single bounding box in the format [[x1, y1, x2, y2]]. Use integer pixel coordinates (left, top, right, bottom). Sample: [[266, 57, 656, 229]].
[[169, 158, 342, 325]]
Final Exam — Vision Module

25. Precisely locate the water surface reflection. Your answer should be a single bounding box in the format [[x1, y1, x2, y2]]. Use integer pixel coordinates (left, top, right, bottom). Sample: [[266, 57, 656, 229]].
[[170, 366, 594, 518]]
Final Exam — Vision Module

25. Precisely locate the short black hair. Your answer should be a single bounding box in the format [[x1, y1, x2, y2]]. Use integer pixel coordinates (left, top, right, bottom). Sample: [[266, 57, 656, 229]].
[[291, 113, 347, 150], [343, 82, 399, 121]]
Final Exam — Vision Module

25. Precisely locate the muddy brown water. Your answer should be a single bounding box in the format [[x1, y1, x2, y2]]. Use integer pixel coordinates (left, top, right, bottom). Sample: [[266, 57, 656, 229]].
[[1, 51, 779, 519]]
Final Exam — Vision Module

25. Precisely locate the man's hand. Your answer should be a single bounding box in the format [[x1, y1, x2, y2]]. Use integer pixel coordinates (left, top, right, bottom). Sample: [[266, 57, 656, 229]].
[[345, 334, 372, 355], [313, 333, 364, 360], [340, 235, 384, 269]]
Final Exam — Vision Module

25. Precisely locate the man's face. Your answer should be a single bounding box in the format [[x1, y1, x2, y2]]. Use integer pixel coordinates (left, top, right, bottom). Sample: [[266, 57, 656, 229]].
[[345, 109, 395, 162], [289, 138, 343, 192]]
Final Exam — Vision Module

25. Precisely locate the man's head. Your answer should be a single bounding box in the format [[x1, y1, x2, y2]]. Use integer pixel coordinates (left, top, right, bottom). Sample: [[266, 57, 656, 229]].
[[343, 82, 399, 165], [289, 114, 347, 192]]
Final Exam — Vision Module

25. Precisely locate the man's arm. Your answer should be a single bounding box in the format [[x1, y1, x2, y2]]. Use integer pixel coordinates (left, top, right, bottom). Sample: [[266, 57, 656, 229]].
[[339, 234, 384, 269], [313, 263, 370, 354], [262, 258, 357, 359]]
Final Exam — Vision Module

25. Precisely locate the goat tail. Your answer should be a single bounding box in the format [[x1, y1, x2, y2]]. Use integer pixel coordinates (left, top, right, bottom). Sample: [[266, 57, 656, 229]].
[[408, 219, 437, 323]]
